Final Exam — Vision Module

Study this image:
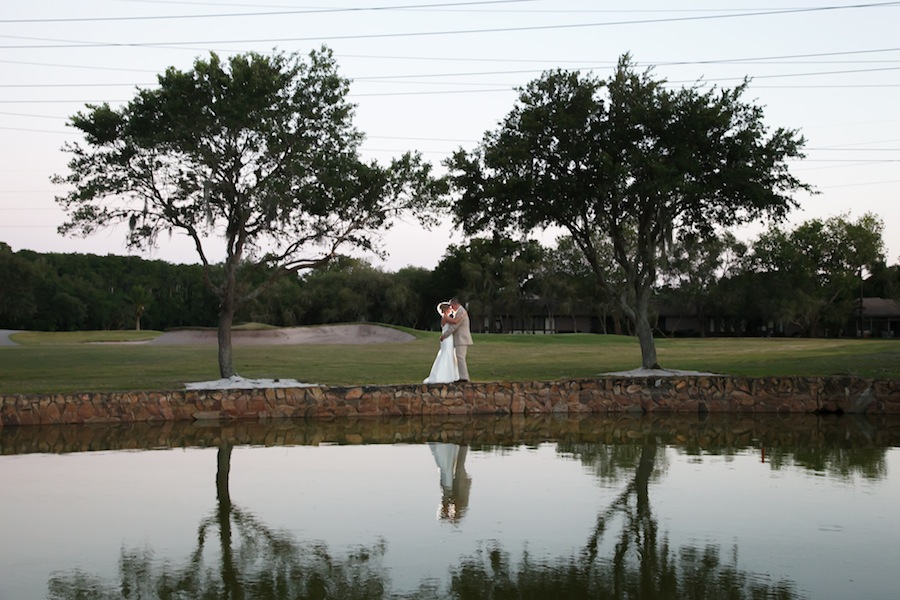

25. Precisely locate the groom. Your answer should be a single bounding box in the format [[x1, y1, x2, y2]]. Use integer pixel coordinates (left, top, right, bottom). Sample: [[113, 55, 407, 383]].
[[440, 297, 473, 382]]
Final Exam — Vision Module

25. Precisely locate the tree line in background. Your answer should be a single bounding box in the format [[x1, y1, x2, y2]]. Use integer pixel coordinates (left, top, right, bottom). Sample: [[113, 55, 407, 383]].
[[1, 212, 896, 337]]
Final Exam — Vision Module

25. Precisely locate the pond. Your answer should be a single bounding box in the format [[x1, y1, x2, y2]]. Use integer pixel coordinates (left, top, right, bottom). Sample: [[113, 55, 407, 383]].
[[1, 414, 898, 600]]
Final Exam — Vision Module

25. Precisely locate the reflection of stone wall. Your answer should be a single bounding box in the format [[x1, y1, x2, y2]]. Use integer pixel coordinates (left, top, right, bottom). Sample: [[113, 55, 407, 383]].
[[2, 376, 900, 427], [3, 413, 899, 455]]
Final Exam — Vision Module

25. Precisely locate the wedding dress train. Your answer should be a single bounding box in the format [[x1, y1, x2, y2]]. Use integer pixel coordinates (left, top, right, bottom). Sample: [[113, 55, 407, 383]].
[[423, 324, 459, 384]]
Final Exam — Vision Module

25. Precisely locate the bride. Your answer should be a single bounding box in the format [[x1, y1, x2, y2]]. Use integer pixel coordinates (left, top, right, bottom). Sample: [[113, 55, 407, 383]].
[[424, 302, 460, 384]]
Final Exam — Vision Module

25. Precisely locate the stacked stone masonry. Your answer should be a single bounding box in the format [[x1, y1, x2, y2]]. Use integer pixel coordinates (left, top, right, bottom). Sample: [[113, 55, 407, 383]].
[[3, 375, 900, 427]]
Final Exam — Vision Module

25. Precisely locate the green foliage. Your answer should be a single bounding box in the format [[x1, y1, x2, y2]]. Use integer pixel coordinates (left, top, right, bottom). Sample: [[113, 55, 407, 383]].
[[260, 257, 436, 330], [0, 248, 219, 331], [2, 223, 895, 341], [55, 47, 443, 276], [0, 243, 40, 327], [432, 237, 547, 333], [657, 231, 748, 336], [542, 234, 628, 334], [53, 47, 445, 377], [866, 262, 900, 300], [445, 55, 811, 367], [744, 212, 885, 336]]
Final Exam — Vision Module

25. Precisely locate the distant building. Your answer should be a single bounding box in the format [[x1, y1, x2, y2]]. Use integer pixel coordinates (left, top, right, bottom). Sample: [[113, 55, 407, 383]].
[[854, 297, 900, 338], [471, 296, 900, 339]]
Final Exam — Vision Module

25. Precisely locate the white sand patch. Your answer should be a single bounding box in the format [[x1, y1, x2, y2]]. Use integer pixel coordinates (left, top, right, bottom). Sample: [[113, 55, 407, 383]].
[[186, 368, 721, 390], [185, 376, 318, 390], [602, 367, 719, 377]]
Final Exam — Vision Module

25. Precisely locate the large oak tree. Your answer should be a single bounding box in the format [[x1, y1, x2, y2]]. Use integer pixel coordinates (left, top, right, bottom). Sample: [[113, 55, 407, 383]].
[[446, 55, 810, 369], [54, 47, 444, 378]]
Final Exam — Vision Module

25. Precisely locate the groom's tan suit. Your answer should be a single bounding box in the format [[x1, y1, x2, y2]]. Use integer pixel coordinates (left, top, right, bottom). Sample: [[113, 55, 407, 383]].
[[446, 304, 473, 381]]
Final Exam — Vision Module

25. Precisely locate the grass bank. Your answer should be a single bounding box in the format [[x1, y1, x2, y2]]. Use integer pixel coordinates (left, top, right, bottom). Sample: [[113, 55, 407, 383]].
[[2, 328, 899, 394]]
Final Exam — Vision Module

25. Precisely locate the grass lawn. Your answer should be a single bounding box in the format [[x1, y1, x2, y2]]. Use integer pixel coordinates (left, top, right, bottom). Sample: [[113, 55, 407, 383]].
[[1, 327, 899, 394]]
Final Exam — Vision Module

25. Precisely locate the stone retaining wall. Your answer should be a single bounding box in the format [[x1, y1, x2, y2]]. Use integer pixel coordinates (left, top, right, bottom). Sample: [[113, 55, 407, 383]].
[[3, 375, 900, 426]]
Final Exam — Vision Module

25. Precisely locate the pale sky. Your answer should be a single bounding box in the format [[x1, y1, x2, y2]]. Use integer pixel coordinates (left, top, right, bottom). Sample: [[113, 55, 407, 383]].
[[2, 0, 898, 272]]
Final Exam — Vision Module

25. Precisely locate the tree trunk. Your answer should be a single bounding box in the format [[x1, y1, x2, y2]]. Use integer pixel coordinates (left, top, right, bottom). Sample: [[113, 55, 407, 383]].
[[217, 308, 235, 378], [698, 307, 708, 338], [217, 253, 239, 378], [216, 440, 232, 510], [635, 443, 656, 516], [216, 441, 241, 598], [634, 297, 660, 369]]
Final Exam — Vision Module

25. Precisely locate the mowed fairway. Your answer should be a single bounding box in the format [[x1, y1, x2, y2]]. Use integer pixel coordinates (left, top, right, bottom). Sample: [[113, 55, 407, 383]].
[[1, 326, 899, 394]]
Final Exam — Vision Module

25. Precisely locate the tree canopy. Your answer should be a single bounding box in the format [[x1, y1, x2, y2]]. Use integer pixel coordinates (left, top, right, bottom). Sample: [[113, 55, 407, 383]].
[[746, 212, 885, 336], [53, 47, 444, 377], [445, 54, 811, 368]]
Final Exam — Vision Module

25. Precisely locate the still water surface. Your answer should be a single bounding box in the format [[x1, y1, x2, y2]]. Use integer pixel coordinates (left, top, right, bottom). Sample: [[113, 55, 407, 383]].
[[1, 414, 898, 599]]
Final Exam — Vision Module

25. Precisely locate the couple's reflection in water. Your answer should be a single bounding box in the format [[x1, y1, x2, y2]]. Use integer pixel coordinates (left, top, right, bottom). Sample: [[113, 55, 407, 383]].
[[428, 443, 472, 523]]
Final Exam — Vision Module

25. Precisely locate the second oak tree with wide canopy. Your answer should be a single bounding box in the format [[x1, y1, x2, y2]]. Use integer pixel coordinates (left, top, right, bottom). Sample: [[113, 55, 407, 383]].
[[446, 54, 811, 369]]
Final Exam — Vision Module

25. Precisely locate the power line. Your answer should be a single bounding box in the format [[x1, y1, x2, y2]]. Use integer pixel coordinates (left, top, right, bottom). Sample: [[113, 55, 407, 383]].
[[5, 47, 898, 73], [3, 2, 899, 49], [0, 83, 155, 88], [0, 59, 162, 73], [4, 60, 900, 91], [0, 0, 539, 23], [0, 2, 900, 211], [807, 147, 900, 151], [4, 1, 897, 25], [0, 111, 66, 119], [5, 77, 900, 105], [0, 126, 78, 134], [820, 178, 900, 188], [752, 84, 900, 88]]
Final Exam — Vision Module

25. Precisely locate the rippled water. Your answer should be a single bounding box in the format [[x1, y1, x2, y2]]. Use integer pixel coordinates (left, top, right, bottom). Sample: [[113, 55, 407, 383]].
[[1, 414, 898, 599]]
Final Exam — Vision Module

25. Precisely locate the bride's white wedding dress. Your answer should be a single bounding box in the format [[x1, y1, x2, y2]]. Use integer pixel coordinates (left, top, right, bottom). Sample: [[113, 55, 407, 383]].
[[424, 324, 459, 384]]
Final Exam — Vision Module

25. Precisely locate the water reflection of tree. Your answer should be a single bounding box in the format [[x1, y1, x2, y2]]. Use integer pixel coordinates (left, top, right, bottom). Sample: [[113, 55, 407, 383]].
[[666, 440, 887, 480], [48, 440, 390, 600], [48, 437, 813, 600], [558, 442, 671, 484], [764, 445, 887, 480], [448, 443, 802, 600]]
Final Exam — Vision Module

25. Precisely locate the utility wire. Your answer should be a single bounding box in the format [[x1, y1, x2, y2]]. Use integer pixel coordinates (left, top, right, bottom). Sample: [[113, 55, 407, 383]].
[[4, 53, 900, 90], [2, 1, 897, 24], [2, 2, 899, 49], [0, 0, 539, 23]]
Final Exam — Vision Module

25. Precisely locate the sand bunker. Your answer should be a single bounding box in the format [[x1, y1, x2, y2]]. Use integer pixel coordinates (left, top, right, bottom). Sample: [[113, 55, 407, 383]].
[[148, 323, 415, 346]]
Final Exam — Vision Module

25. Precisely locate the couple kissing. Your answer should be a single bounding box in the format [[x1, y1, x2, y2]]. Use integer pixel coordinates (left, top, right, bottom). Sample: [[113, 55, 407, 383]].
[[424, 297, 473, 385]]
